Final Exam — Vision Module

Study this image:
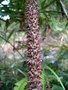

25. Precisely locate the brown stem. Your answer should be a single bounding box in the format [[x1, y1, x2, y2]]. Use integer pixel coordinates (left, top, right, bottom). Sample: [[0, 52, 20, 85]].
[[26, 0, 42, 90]]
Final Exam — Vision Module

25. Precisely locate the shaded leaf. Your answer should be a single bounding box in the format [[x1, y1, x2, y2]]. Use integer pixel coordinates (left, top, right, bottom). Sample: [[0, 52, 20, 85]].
[[56, 2, 60, 12], [52, 85, 63, 90]]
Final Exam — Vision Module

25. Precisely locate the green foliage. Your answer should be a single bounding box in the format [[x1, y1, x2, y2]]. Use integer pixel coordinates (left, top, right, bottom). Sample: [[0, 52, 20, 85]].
[[45, 65, 65, 90], [42, 44, 68, 89], [0, 0, 68, 90], [0, 59, 67, 90], [0, 21, 6, 31], [14, 78, 27, 90], [49, 18, 67, 31], [41, 70, 46, 90], [0, 64, 16, 90], [0, 61, 28, 90], [58, 45, 68, 60], [56, 1, 61, 12], [0, 0, 26, 21], [52, 85, 63, 90], [7, 22, 19, 40]]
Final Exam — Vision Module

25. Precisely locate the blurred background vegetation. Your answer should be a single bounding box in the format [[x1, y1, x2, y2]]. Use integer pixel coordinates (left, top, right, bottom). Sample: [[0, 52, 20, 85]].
[[0, 0, 68, 90]]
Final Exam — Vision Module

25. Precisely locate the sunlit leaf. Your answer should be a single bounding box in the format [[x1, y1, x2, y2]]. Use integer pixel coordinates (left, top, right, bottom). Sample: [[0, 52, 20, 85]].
[[14, 78, 27, 90], [41, 70, 46, 90]]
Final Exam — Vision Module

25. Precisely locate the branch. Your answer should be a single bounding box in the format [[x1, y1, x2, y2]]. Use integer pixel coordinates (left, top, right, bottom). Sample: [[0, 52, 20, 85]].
[[57, 0, 68, 19], [40, 10, 65, 14], [46, 10, 65, 14], [0, 35, 24, 59]]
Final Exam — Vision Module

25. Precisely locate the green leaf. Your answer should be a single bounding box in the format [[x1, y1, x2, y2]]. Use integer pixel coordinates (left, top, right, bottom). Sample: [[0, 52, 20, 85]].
[[14, 78, 27, 90], [45, 65, 65, 90], [52, 85, 63, 90], [41, 0, 46, 9], [17, 68, 27, 77], [65, 22, 68, 27], [7, 22, 19, 40], [43, 13, 50, 21], [0, 0, 3, 3], [39, 16, 43, 26], [56, 2, 60, 12], [7, 29, 15, 40], [0, 21, 6, 31], [7, 22, 16, 31], [41, 70, 46, 90], [44, 0, 55, 9]]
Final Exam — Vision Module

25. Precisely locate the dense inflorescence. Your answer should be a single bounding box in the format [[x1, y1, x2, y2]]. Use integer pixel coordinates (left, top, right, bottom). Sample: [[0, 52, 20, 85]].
[[26, 0, 42, 90]]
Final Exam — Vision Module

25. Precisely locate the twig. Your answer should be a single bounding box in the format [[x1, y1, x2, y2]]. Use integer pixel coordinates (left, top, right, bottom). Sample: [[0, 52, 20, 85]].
[[0, 35, 24, 59], [57, 0, 68, 19], [40, 10, 65, 14]]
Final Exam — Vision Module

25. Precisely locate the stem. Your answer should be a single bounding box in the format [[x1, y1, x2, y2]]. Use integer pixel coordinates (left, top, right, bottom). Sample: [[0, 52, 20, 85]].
[[26, 0, 42, 90], [0, 35, 24, 59]]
